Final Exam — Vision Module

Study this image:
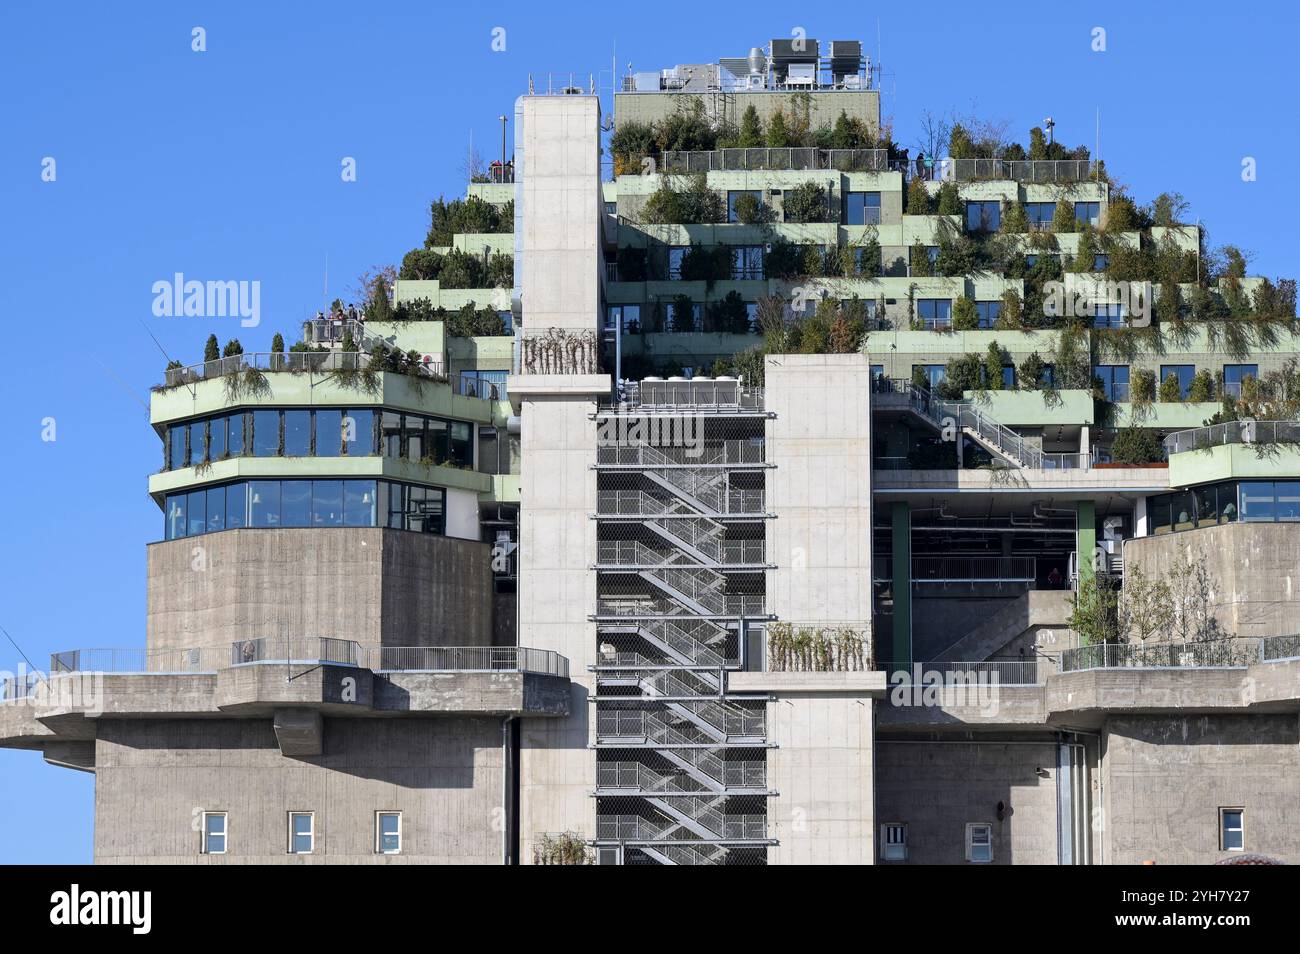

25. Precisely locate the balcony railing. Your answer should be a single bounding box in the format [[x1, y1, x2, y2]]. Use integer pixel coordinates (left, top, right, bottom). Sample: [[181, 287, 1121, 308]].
[[1260, 634, 1300, 663], [912, 660, 1041, 685], [1164, 421, 1300, 456], [375, 646, 569, 677], [661, 147, 889, 174], [875, 556, 1037, 585], [1060, 638, 1259, 672], [161, 351, 447, 389], [302, 317, 366, 346], [231, 637, 364, 667], [607, 379, 766, 413], [596, 440, 766, 467], [50, 647, 213, 673], [947, 158, 1099, 183]]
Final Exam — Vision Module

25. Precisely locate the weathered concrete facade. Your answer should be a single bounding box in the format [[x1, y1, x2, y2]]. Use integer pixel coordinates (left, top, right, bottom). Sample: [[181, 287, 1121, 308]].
[[147, 528, 494, 658], [94, 717, 508, 864], [1101, 713, 1300, 865], [1124, 522, 1300, 639]]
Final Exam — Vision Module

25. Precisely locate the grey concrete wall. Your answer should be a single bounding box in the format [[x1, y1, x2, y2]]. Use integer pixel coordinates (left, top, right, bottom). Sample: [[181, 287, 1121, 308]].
[[1101, 713, 1300, 865], [766, 690, 876, 864], [94, 716, 507, 863], [1124, 523, 1300, 639], [766, 353, 873, 629], [146, 528, 493, 659], [875, 739, 1060, 864]]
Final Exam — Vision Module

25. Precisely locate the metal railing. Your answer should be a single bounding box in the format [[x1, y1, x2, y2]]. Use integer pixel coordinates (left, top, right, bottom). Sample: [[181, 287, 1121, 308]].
[[661, 147, 888, 174], [609, 380, 766, 413], [1164, 421, 1300, 456], [230, 637, 363, 667], [597, 489, 767, 516], [947, 158, 1099, 183], [875, 556, 1037, 584], [913, 661, 1041, 685], [50, 647, 213, 673], [161, 351, 447, 389], [376, 646, 569, 677], [597, 539, 767, 567], [596, 440, 766, 467], [1060, 638, 1259, 672], [1260, 634, 1300, 663], [302, 317, 366, 346]]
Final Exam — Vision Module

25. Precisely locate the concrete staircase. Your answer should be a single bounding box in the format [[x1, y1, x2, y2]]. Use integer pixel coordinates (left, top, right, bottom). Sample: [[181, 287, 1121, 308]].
[[931, 589, 1073, 663]]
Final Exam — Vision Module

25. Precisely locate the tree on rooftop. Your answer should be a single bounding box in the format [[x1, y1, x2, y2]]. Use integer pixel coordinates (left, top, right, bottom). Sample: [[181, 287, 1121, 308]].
[[766, 110, 792, 147], [906, 176, 930, 215], [222, 339, 243, 357], [204, 334, 220, 363], [737, 105, 763, 148], [367, 275, 393, 323], [782, 182, 830, 223], [1051, 199, 1076, 234], [271, 333, 284, 354]]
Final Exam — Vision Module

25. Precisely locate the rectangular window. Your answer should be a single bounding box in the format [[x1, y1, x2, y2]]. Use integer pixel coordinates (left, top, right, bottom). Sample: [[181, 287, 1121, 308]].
[[844, 191, 882, 225], [168, 427, 187, 471], [914, 364, 946, 390], [1094, 365, 1130, 402], [1093, 303, 1126, 329], [202, 812, 227, 855], [667, 246, 687, 279], [1093, 253, 1110, 271], [206, 486, 225, 534], [449, 421, 473, 468], [376, 812, 402, 854], [917, 299, 952, 329], [1220, 808, 1244, 851], [165, 493, 186, 540], [227, 412, 246, 456], [249, 480, 281, 527], [730, 246, 764, 280], [381, 411, 403, 459], [344, 480, 377, 527], [667, 301, 702, 332], [1025, 202, 1055, 229], [188, 420, 206, 467], [1242, 482, 1276, 523], [283, 410, 311, 457], [404, 414, 426, 463], [344, 409, 375, 457], [1160, 365, 1195, 400], [965, 200, 1001, 232], [1275, 481, 1300, 521], [975, 300, 1002, 329], [280, 480, 311, 528], [312, 480, 344, 527], [288, 812, 314, 855], [209, 415, 227, 461], [853, 245, 879, 277], [315, 410, 343, 457], [1001, 365, 1016, 389], [252, 410, 280, 457], [881, 823, 908, 861], [727, 190, 761, 223], [1074, 201, 1101, 226], [1223, 364, 1258, 398], [965, 823, 992, 863], [186, 490, 206, 537], [226, 483, 247, 530]]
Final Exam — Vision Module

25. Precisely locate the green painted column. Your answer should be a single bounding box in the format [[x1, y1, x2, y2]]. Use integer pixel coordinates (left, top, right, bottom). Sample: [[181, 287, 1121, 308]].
[[1076, 500, 1096, 586], [891, 501, 912, 671]]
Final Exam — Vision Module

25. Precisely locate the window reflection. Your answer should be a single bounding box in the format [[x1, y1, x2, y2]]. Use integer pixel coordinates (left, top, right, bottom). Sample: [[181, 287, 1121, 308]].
[[163, 479, 429, 540], [283, 411, 311, 457]]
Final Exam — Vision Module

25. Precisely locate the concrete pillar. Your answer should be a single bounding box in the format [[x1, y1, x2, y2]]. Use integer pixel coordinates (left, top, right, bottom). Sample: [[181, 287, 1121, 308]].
[[1076, 499, 1096, 585], [891, 500, 911, 669]]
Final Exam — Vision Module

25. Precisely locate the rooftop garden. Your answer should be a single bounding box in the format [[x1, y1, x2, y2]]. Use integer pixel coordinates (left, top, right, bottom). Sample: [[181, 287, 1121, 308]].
[[610, 96, 898, 175]]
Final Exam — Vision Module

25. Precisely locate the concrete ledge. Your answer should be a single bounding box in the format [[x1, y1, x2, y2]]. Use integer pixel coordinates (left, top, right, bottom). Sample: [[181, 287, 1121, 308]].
[[507, 373, 610, 410], [377, 671, 571, 717], [729, 670, 888, 695], [215, 663, 375, 713]]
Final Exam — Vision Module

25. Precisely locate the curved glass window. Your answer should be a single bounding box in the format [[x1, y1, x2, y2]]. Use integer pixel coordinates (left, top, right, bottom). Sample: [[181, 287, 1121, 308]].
[[163, 479, 438, 540], [162, 408, 464, 470]]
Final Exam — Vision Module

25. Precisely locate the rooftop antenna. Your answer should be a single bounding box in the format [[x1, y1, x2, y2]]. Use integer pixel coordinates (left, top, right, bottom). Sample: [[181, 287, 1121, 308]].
[[1044, 116, 1055, 146]]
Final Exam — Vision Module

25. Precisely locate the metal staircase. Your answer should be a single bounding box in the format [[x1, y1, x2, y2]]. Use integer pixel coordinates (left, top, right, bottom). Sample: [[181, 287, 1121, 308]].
[[594, 401, 771, 864]]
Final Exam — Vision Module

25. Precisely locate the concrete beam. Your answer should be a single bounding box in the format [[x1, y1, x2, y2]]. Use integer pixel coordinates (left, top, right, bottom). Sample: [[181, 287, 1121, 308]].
[[272, 708, 323, 757]]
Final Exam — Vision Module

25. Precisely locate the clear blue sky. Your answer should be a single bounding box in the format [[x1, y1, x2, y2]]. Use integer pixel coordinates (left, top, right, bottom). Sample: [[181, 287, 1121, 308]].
[[0, 1, 1294, 863]]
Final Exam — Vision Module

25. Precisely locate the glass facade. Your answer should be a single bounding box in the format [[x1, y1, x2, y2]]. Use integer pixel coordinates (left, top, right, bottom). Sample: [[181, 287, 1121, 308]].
[[163, 478, 449, 540], [1148, 481, 1300, 534], [844, 191, 882, 225], [162, 408, 471, 470]]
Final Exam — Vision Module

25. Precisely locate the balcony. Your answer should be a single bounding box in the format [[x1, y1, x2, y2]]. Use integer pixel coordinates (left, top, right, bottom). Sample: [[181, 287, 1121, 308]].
[[1059, 638, 1259, 672], [1164, 420, 1300, 456], [661, 147, 889, 174], [947, 158, 1099, 183], [604, 379, 766, 414], [160, 350, 447, 390]]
